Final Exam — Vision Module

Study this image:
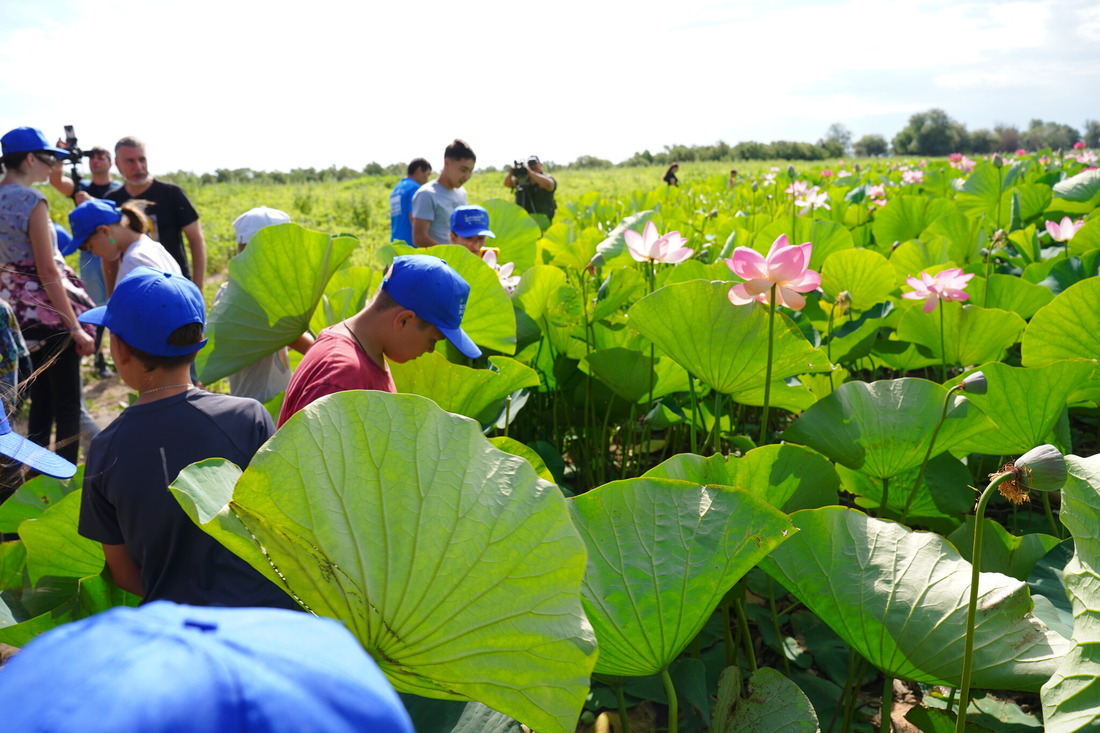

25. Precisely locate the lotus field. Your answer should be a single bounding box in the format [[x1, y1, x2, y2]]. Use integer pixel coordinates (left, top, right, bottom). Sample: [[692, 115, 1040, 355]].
[[4, 149, 1100, 732]]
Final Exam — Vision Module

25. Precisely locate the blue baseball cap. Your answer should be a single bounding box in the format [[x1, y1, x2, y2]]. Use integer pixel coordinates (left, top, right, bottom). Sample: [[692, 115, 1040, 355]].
[[382, 255, 481, 359], [0, 411, 76, 478], [0, 601, 415, 733], [53, 223, 77, 257], [0, 126, 69, 157], [79, 266, 208, 356], [69, 199, 123, 253], [449, 205, 495, 239]]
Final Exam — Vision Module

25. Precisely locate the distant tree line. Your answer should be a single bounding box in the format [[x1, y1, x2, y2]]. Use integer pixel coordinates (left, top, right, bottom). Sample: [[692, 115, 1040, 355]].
[[158, 110, 1099, 185]]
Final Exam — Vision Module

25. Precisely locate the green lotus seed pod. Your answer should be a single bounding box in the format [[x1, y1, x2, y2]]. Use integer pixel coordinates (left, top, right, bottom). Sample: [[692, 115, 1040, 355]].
[[1015, 444, 1067, 493], [787, 164, 797, 179], [992, 153, 1004, 169]]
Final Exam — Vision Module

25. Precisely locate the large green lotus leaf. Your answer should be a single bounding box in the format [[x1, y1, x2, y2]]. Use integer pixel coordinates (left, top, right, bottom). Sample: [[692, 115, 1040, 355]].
[[18, 491, 102, 585], [896, 302, 1026, 367], [819, 248, 896, 311], [391, 243, 517, 355], [872, 196, 956, 247], [1021, 278, 1100, 368], [481, 198, 540, 274], [948, 519, 1062, 582], [888, 236, 955, 281], [955, 361, 1096, 455], [761, 506, 1069, 690], [0, 466, 82, 533], [568, 478, 794, 676], [955, 163, 1019, 220], [964, 273, 1053, 320], [752, 217, 853, 271], [1041, 454, 1100, 731], [713, 666, 820, 732], [196, 224, 359, 383], [922, 213, 982, 265], [644, 444, 839, 513], [308, 266, 381, 334], [1053, 167, 1100, 203], [540, 219, 603, 273], [727, 380, 818, 413], [580, 348, 690, 403], [487, 437, 555, 484], [390, 353, 540, 423], [627, 280, 832, 395], [782, 379, 994, 480], [514, 265, 566, 327], [171, 391, 595, 733], [870, 337, 942, 372]]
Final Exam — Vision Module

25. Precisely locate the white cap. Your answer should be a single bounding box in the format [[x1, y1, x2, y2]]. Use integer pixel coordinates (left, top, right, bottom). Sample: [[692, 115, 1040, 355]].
[[232, 207, 292, 245]]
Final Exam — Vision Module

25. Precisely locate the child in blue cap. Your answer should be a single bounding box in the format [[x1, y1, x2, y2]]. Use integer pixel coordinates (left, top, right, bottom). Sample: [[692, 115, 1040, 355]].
[[448, 204, 495, 254], [279, 254, 480, 426], [76, 266, 297, 609]]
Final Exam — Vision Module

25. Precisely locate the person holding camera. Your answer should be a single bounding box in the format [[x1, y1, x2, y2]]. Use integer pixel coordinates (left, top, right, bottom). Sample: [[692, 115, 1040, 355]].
[[504, 155, 556, 223]]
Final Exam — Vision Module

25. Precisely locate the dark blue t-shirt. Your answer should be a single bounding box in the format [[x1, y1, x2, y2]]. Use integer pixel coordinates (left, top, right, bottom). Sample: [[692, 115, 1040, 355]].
[[80, 179, 122, 199], [389, 177, 420, 244], [79, 389, 298, 610]]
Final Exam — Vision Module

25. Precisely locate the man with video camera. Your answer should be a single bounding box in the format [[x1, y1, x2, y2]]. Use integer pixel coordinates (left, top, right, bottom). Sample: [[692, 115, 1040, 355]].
[[503, 155, 556, 223]]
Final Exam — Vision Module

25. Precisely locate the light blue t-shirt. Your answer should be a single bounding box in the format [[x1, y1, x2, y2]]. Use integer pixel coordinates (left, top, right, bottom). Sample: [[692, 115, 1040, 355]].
[[410, 180, 467, 246], [389, 177, 420, 245]]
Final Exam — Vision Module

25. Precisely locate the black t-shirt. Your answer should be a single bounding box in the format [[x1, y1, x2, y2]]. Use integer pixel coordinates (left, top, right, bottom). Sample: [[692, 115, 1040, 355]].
[[79, 389, 298, 610], [80, 179, 122, 199], [515, 175, 557, 222], [106, 180, 199, 278]]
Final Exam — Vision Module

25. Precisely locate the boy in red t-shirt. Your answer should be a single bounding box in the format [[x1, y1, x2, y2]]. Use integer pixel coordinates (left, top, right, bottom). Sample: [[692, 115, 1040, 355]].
[[278, 254, 480, 426]]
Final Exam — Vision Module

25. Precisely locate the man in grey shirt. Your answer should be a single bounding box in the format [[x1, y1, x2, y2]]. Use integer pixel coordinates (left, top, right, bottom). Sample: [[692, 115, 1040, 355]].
[[411, 139, 476, 247]]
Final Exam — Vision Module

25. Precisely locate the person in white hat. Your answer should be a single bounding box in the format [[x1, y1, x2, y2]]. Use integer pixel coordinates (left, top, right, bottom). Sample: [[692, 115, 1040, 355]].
[[213, 207, 315, 403]]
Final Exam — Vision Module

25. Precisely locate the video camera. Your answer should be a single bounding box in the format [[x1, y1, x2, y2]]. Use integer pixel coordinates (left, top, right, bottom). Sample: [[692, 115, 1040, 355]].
[[61, 125, 92, 164], [510, 160, 529, 180]]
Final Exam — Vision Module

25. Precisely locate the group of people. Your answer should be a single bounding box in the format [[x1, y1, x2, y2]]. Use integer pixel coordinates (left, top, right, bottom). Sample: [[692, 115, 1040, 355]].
[[0, 127, 493, 729], [388, 139, 558, 253]]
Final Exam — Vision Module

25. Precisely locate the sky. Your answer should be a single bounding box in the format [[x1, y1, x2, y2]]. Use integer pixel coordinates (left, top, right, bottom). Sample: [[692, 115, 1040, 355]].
[[2, 0, 1097, 176]]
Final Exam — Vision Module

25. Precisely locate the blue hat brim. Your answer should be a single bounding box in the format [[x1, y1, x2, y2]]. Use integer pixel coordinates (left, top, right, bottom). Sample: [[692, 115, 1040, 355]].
[[439, 325, 481, 359], [44, 146, 71, 158], [453, 228, 495, 238], [78, 305, 108, 327], [0, 432, 76, 478], [59, 239, 80, 257]]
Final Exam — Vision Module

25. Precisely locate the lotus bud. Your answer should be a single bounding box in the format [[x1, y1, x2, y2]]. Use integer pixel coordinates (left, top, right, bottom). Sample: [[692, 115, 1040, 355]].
[[1015, 445, 1067, 493], [992, 154, 1004, 169], [709, 209, 719, 219], [751, 181, 759, 192], [787, 164, 797, 179], [992, 229, 1007, 246], [958, 371, 987, 395]]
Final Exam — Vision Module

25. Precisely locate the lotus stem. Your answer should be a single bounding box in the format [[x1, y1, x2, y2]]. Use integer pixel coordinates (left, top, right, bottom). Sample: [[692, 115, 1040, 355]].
[[721, 598, 736, 667], [768, 576, 790, 675], [880, 674, 894, 733], [760, 285, 778, 445], [615, 683, 631, 733], [901, 383, 963, 523], [735, 596, 757, 673], [938, 304, 947, 384], [956, 471, 1013, 733], [688, 376, 699, 455], [1041, 492, 1060, 538], [660, 666, 679, 733]]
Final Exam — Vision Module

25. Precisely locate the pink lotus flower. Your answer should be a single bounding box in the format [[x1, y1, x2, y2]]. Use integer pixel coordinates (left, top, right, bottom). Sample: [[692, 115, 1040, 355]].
[[902, 268, 974, 313], [725, 234, 821, 310], [1074, 141, 1086, 150], [482, 249, 520, 293], [796, 187, 831, 215], [1015, 148, 1027, 156], [949, 155, 976, 172], [624, 221, 693, 264], [821, 169, 834, 178], [1039, 155, 1051, 165], [836, 169, 852, 178], [902, 169, 924, 185], [1045, 216, 1085, 242], [785, 180, 810, 197], [949, 153, 963, 163]]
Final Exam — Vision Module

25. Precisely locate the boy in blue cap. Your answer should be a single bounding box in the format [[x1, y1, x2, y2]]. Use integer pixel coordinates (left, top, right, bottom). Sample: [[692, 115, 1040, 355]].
[[279, 254, 480, 426], [449, 204, 496, 254], [76, 266, 297, 609]]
